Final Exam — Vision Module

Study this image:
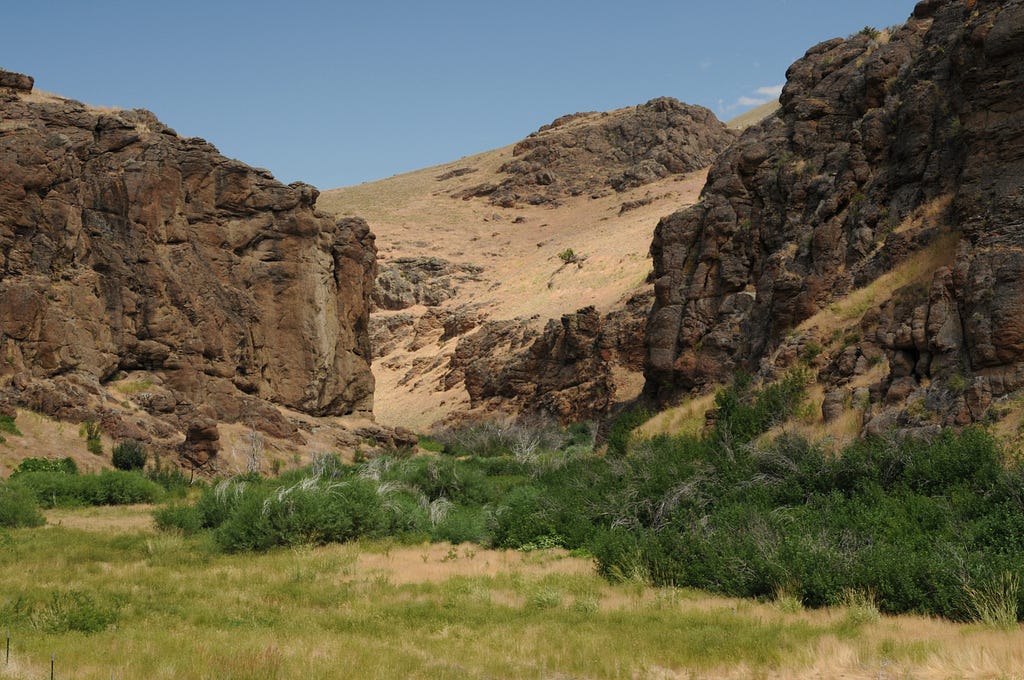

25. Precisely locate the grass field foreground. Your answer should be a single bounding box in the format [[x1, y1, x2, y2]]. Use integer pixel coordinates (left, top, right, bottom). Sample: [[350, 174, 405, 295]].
[[0, 506, 1022, 679]]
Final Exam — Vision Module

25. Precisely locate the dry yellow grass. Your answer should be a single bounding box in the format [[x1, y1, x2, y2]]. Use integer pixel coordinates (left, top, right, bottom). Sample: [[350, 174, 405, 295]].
[[799, 229, 959, 339], [726, 100, 780, 130], [638, 392, 718, 439], [0, 409, 113, 478], [320, 145, 708, 430], [44, 504, 157, 533]]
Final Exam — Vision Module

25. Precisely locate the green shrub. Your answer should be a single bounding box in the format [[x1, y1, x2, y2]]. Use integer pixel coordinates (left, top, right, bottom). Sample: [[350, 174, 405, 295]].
[[112, 439, 147, 471], [153, 503, 203, 534], [214, 477, 387, 552], [606, 405, 651, 457], [711, 369, 808, 446], [859, 25, 881, 40], [80, 419, 103, 455], [431, 505, 489, 544], [146, 453, 190, 496], [0, 482, 45, 528], [0, 414, 21, 435], [11, 456, 78, 476], [13, 470, 163, 508], [492, 485, 560, 548]]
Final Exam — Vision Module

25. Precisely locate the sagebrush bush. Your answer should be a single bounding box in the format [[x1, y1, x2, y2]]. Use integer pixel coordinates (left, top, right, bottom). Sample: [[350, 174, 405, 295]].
[[112, 439, 147, 471]]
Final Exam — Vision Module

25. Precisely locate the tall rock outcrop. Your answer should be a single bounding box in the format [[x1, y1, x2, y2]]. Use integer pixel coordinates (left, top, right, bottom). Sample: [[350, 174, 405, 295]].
[[0, 72, 377, 459], [458, 97, 736, 207], [446, 294, 651, 423], [645, 0, 1024, 431]]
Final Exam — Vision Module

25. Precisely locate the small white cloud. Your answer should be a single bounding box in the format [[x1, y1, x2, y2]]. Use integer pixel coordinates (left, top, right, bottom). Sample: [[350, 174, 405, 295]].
[[699, 59, 713, 71], [755, 84, 784, 97], [737, 96, 768, 107]]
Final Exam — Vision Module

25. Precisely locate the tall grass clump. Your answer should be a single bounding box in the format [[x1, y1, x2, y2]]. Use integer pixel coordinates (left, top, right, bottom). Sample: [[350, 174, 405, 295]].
[[80, 419, 103, 455], [963, 571, 1021, 629]]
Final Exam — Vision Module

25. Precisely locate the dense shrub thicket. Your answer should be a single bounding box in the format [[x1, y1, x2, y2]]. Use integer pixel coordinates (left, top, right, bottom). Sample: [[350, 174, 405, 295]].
[[5, 455, 165, 510], [152, 371, 1024, 622], [11, 470, 164, 508], [0, 482, 45, 528]]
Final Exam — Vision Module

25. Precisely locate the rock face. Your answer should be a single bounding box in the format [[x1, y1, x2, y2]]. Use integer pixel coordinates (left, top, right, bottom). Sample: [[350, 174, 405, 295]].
[[645, 0, 1024, 431], [446, 292, 651, 423], [373, 257, 482, 310], [0, 70, 377, 461], [458, 98, 736, 207]]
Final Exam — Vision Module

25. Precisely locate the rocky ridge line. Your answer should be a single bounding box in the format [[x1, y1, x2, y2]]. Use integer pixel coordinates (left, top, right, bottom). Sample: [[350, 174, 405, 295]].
[[455, 98, 736, 207]]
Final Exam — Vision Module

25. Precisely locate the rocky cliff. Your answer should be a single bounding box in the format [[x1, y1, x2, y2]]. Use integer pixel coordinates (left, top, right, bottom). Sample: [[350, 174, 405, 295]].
[[445, 293, 650, 424], [645, 0, 1024, 433], [457, 98, 735, 207], [0, 71, 380, 467]]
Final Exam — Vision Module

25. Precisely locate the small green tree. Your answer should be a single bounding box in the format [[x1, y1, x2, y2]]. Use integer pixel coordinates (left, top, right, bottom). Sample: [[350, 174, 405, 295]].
[[112, 440, 147, 471], [80, 420, 103, 455]]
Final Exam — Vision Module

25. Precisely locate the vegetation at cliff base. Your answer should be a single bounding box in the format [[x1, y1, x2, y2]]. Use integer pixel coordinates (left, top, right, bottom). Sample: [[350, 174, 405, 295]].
[[153, 371, 1024, 624]]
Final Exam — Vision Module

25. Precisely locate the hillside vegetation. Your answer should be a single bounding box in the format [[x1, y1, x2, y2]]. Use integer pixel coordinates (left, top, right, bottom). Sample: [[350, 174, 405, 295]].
[[4, 403, 1024, 679], [132, 371, 1024, 627]]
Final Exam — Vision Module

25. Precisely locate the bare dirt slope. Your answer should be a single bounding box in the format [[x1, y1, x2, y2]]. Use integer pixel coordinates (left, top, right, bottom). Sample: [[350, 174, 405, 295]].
[[320, 146, 709, 431]]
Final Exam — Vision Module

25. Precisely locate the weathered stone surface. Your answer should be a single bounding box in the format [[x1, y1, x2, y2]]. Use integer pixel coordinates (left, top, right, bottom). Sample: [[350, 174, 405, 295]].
[[822, 388, 849, 423], [469, 98, 736, 207], [373, 257, 482, 310], [180, 419, 220, 470], [446, 291, 653, 423], [0, 69, 33, 92], [0, 81, 377, 459], [645, 0, 1024, 428]]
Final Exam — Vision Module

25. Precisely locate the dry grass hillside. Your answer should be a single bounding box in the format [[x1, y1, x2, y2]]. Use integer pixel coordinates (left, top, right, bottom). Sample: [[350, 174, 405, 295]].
[[319, 102, 782, 432], [320, 147, 707, 430]]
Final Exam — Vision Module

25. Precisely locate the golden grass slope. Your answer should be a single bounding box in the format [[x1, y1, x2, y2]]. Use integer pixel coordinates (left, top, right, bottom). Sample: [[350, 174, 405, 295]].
[[320, 146, 708, 430]]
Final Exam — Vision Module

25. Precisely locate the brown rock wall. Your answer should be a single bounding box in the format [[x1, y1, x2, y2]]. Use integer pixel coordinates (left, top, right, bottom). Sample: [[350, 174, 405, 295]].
[[645, 0, 1024, 429], [0, 71, 376, 453]]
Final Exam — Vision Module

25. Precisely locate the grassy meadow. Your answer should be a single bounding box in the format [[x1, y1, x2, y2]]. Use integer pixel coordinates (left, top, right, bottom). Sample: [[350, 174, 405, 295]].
[[1, 506, 1023, 679], [3, 373, 1024, 677]]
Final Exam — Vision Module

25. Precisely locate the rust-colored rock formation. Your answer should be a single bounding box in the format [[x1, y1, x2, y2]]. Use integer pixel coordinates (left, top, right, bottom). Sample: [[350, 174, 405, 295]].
[[447, 293, 650, 423], [645, 0, 1024, 432], [0, 70, 377, 464], [457, 97, 736, 207]]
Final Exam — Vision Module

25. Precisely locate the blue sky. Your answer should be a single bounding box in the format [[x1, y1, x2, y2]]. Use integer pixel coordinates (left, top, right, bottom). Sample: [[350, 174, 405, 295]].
[[5, 1, 914, 189]]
